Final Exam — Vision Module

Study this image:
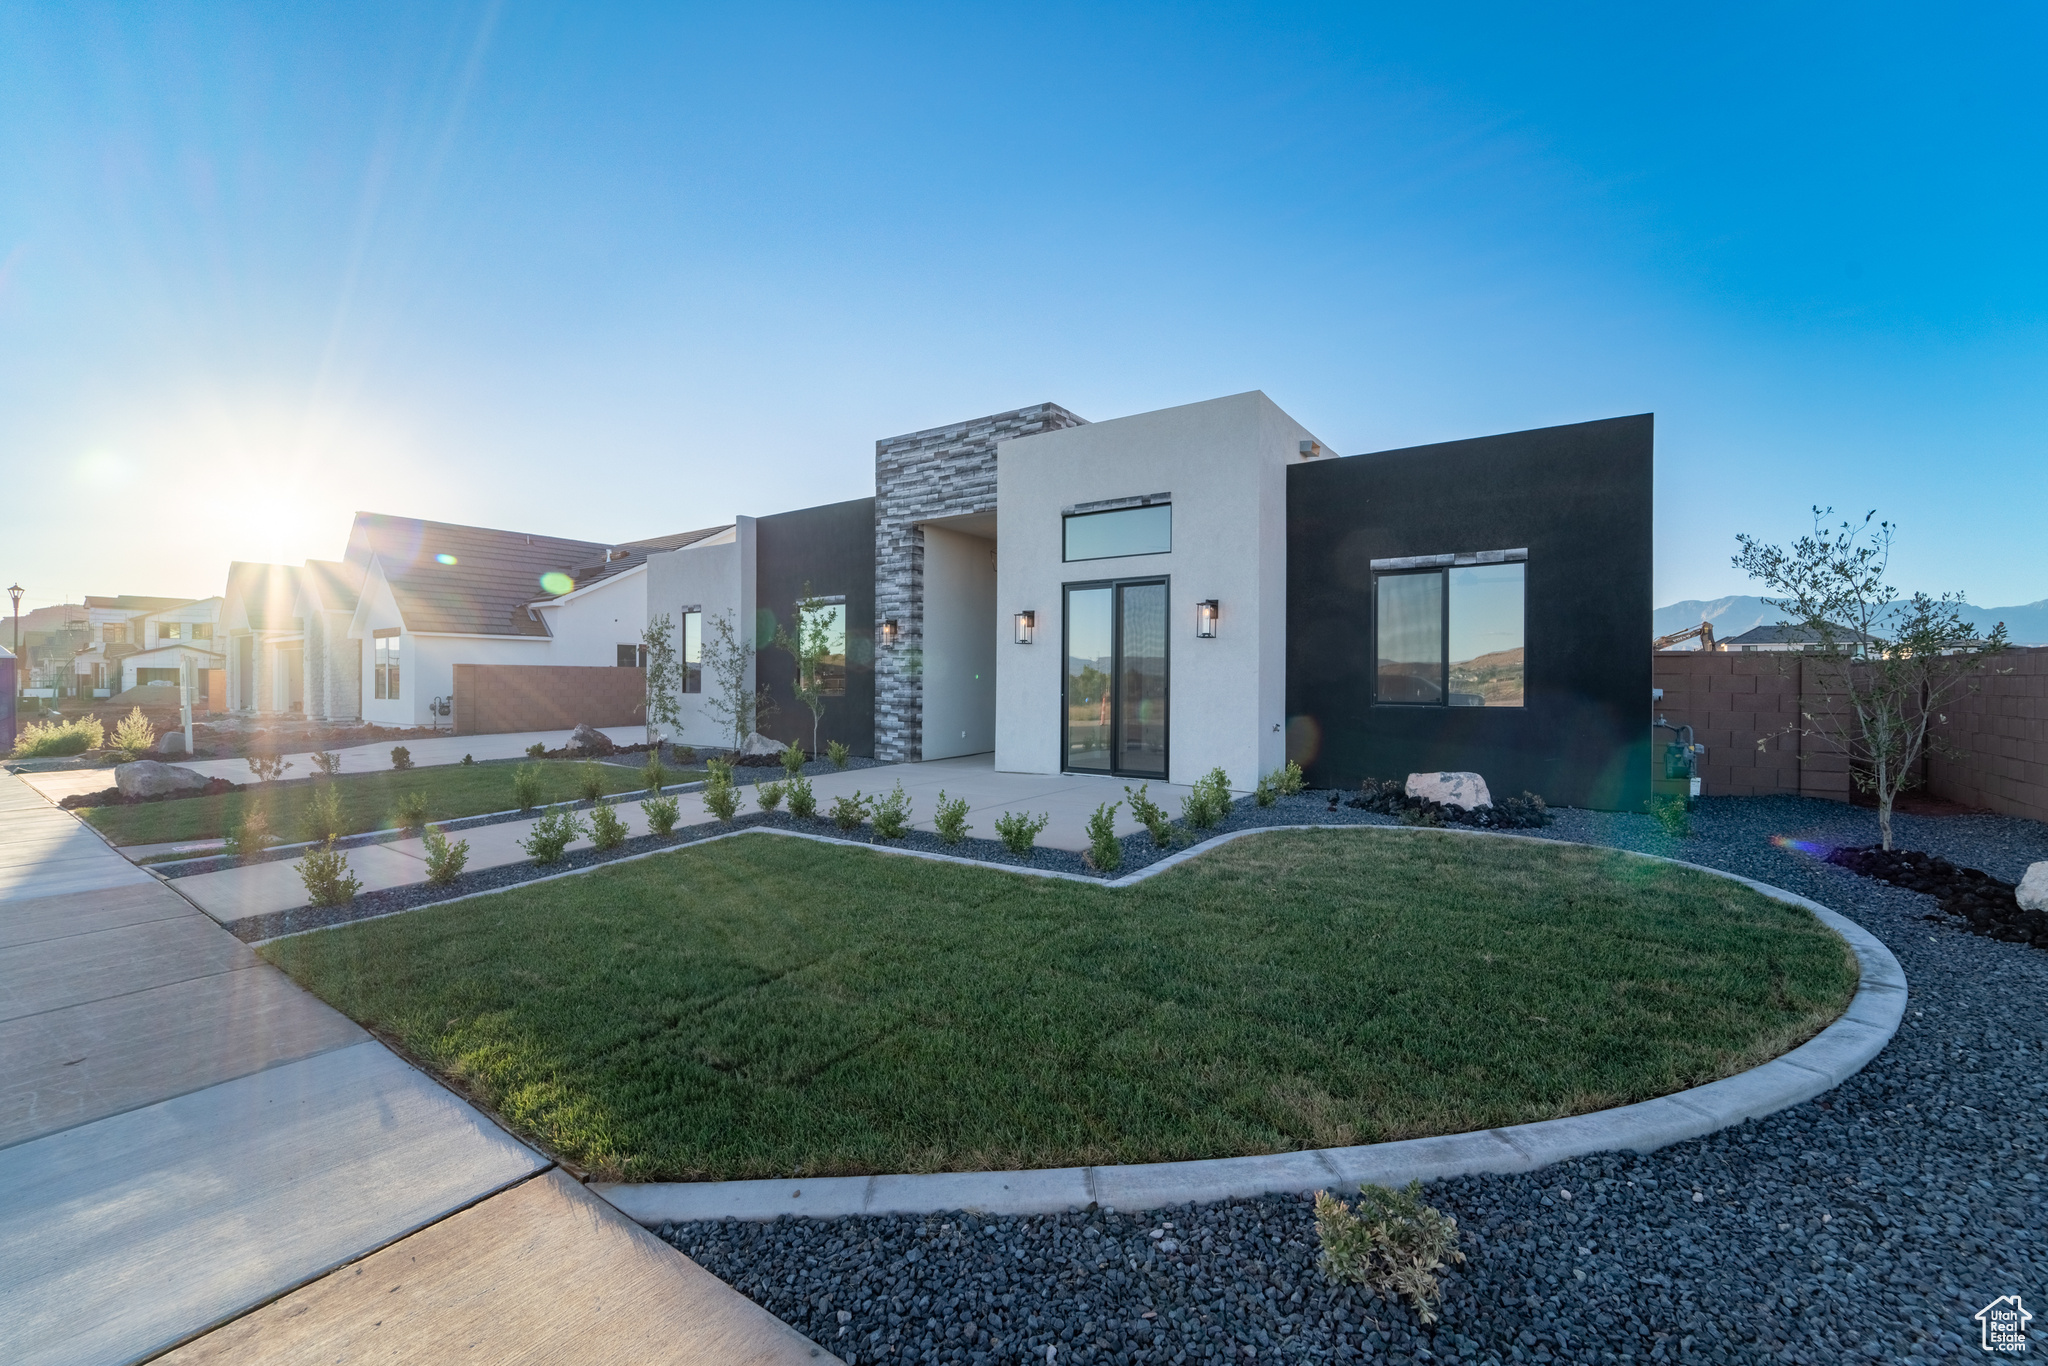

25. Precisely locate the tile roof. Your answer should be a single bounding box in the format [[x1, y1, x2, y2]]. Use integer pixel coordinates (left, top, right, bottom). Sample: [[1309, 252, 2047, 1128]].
[[224, 564, 304, 632], [556, 525, 733, 595], [344, 513, 607, 637]]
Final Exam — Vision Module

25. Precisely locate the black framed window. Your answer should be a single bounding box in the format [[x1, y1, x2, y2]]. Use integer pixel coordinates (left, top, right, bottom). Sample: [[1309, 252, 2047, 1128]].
[[681, 609, 702, 693], [1063, 503, 1171, 562], [1373, 559, 1525, 707]]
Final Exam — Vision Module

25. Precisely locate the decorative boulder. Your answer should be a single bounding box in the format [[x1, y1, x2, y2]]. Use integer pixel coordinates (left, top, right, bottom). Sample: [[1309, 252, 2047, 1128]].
[[738, 730, 784, 758], [115, 760, 212, 799], [160, 731, 187, 756], [1405, 771, 1493, 811], [565, 723, 615, 756], [2019, 861, 2048, 913]]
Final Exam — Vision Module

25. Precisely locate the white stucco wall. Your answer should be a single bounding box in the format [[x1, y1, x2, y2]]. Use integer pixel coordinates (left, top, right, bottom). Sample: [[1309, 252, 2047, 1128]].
[[921, 525, 997, 759], [530, 567, 648, 668], [642, 520, 756, 750], [993, 391, 1327, 789], [349, 566, 548, 727]]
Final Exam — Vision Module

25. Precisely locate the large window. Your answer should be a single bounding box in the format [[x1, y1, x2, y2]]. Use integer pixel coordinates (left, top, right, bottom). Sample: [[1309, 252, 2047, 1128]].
[[157, 622, 182, 641], [802, 600, 848, 697], [681, 610, 702, 693], [1063, 502, 1171, 562], [373, 629, 401, 700], [1373, 556, 1525, 707], [1063, 578, 1169, 778]]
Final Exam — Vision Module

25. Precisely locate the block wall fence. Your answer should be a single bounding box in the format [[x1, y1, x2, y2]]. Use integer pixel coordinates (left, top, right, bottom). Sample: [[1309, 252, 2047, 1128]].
[[1652, 646, 2048, 824]]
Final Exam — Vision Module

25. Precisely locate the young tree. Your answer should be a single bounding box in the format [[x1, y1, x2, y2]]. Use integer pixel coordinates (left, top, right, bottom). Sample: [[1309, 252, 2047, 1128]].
[[772, 583, 835, 756], [641, 613, 681, 749], [701, 610, 776, 753], [1734, 508, 2009, 850]]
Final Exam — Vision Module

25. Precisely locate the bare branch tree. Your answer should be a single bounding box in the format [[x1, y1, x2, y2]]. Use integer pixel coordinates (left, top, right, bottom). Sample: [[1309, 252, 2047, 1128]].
[[700, 610, 776, 754], [1734, 507, 2009, 849]]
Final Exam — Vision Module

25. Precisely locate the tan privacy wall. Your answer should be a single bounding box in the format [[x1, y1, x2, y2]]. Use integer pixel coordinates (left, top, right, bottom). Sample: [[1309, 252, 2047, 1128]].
[[1653, 646, 2048, 822], [453, 664, 646, 736]]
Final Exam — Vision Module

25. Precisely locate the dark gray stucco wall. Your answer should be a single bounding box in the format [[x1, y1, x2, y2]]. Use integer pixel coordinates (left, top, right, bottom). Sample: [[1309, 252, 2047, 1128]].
[[755, 497, 877, 758], [1285, 415, 1654, 811]]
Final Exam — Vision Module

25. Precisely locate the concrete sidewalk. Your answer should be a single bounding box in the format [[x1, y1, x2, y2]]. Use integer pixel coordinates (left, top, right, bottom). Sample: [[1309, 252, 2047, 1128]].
[[0, 770, 831, 1365], [175, 754, 1210, 925]]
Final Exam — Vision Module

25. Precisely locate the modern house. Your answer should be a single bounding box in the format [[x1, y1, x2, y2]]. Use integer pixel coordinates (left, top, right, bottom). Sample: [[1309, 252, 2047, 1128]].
[[70, 595, 218, 699], [640, 391, 1654, 810], [115, 597, 226, 699]]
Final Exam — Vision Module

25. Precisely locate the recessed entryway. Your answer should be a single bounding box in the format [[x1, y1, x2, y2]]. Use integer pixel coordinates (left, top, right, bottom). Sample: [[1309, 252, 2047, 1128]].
[[918, 515, 997, 760]]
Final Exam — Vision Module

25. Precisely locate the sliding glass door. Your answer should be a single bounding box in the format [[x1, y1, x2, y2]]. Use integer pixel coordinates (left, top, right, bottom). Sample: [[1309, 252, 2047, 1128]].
[[1063, 578, 1169, 779]]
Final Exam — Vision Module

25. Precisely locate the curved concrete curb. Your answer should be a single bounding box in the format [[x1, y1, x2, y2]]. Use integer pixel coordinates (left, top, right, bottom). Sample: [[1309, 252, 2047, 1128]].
[[595, 837, 1907, 1225]]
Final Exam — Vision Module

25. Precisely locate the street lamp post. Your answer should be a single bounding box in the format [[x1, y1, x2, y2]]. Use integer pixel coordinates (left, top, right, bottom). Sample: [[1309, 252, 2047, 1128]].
[[7, 583, 20, 656]]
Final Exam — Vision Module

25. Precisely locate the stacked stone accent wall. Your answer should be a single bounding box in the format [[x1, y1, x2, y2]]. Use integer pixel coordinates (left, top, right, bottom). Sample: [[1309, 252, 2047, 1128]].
[[873, 403, 1087, 761]]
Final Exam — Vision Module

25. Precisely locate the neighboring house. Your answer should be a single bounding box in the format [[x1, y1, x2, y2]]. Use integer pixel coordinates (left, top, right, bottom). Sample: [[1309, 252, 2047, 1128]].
[[1721, 623, 1870, 653], [8, 603, 89, 693], [221, 564, 305, 714], [642, 390, 1654, 810], [340, 513, 726, 727], [118, 597, 226, 700], [72, 595, 197, 697]]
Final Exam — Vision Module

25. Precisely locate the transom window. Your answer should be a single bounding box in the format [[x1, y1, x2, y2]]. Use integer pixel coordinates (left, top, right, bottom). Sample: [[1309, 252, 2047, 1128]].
[[1373, 553, 1526, 707], [1063, 501, 1171, 562]]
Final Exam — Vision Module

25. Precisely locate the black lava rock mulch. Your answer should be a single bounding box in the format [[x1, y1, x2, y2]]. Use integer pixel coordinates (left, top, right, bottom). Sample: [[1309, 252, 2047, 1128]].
[[654, 796, 2048, 1363], [1826, 844, 2048, 950]]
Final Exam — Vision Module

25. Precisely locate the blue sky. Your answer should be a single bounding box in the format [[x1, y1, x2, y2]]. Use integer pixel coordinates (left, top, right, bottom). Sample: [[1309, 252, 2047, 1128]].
[[3, 3, 2042, 613]]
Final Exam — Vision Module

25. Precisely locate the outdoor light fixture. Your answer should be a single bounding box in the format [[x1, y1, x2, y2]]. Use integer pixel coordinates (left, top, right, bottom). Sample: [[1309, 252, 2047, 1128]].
[[1196, 599, 1219, 638], [881, 618, 899, 646], [1013, 610, 1035, 645], [8, 583, 21, 655]]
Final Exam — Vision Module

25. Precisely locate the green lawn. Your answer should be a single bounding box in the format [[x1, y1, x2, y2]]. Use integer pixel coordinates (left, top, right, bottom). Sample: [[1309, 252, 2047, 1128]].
[[85, 759, 668, 846], [259, 828, 1858, 1183]]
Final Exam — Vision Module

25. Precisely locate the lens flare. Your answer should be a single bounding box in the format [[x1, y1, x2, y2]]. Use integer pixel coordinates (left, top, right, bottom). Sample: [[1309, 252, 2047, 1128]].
[[539, 571, 573, 595], [1771, 835, 1834, 859], [435, 553, 458, 565]]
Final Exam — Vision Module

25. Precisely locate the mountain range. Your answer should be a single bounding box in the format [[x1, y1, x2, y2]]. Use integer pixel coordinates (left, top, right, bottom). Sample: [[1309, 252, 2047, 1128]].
[[1655, 595, 2048, 647]]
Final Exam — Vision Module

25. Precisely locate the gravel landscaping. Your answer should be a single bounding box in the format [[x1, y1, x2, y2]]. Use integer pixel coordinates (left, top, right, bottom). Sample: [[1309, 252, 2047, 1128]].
[[654, 795, 2048, 1362]]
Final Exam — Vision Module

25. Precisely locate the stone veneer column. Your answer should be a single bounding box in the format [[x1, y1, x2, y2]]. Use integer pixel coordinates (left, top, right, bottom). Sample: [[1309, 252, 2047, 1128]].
[[873, 403, 1087, 762]]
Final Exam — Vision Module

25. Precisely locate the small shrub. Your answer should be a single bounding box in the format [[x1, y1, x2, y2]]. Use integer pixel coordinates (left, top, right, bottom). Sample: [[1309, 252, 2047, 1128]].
[[511, 764, 546, 812], [641, 794, 680, 837], [575, 760, 607, 803], [299, 783, 345, 842], [702, 770, 740, 823], [1314, 1183, 1465, 1324], [310, 750, 343, 777], [224, 806, 276, 861], [1123, 783, 1175, 847], [1643, 794, 1693, 837], [589, 801, 629, 851], [520, 807, 586, 864], [1085, 800, 1123, 872], [642, 752, 669, 794], [11, 715, 101, 757], [390, 745, 413, 771], [827, 739, 850, 769], [828, 790, 871, 832], [526, 742, 547, 759], [247, 753, 293, 782], [781, 739, 807, 778], [113, 707, 156, 759], [871, 782, 911, 839], [1254, 772, 1279, 807], [994, 809, 1050, 855], [297, 839, 362, 907], [1398, 803, 1445, 828], [461, 753, 475, 765], [422, 825, 470, 884], [1255, 760, 1306, 807], [672, 744, 698, 764], [754, 779, 785, 811], [1180, 767, 1234, 831], [932, 790, 971, 844], [705, 755, 735, 785], [785, 774, 817, 820]]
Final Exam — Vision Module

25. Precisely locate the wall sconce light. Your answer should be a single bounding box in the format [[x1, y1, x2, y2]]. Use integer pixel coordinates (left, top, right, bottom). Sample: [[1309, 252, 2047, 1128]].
[[881, 618, 899, 646], [1196, 600, 1219, 638], [1013, 610, 1035, 645]]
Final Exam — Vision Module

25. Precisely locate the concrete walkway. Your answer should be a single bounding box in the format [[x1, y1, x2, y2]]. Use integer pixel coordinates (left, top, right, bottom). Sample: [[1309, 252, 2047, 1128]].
[[0, 770, 831, 1365], [173, 754, 1209, 926]]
